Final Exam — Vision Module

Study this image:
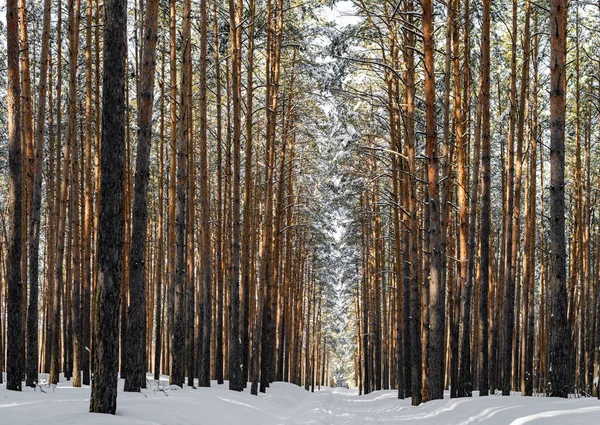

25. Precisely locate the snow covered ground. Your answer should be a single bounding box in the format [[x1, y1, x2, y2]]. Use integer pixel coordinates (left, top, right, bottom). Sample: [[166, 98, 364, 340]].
[[1, 375, 600, 424]]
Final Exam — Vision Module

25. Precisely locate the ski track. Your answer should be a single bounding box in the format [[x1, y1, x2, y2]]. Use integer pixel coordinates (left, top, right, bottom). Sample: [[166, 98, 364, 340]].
[[1, 375, 599, 424]]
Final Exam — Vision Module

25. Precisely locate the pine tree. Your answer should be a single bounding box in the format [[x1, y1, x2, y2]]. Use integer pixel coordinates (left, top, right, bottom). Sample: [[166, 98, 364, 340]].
[[124, 0, 159, 392], [6, 0, 24, 393], [548, 0, 570, 398], [89, 0, 128, 413]]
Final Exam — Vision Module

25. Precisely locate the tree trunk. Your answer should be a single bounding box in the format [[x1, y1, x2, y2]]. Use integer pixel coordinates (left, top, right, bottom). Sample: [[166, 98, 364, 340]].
[[228, 0, 244, 392], [71, 102, 83, 387], [240, 0, 256, 386], [520, 0, 534, 397], [89, 0, 127, 413], [457, 0, 475, 398], [171, 0, 190, 389], [81, 0, 95, 387], [213, 0, 224, 385], [500, 0, 518, 396], [154, 43, 166, 380], [548, 0, 569, 398], [124, 0, 159, 392], [19, 0, 34, 371], [422, 0, 445, 402], [453, 0, 469, 398], [166, 0, 177, 381], [259, 0, 284, 393], [25, 0, 52, 388], [478, 0, 491, 397], [198, 0, 212, 389], [6, 0, 24, 392]]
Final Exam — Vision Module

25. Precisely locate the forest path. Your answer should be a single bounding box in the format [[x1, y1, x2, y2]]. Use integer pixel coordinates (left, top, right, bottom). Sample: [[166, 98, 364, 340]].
[[2, 376, 600, 424]]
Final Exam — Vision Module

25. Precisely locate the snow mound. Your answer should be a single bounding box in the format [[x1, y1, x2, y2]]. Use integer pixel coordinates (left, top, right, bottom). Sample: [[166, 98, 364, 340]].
[[1, 375, 599, 424]]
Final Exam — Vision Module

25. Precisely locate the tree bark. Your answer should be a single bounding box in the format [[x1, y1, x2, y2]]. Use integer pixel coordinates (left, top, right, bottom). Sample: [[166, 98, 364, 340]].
[[240, 0, 256, 386], [89, 0, 127, 413], [171, 0, 190, 389], [422, 0, 445, 402], [228, 0, 244, 392], [458, 0, 475, 398], [124, 0, 159, 392], [548, 0, 570, 398], [198, 0, 212, 389], [25, 0, 52, 388], [520, 0, 534, 397], [478, 0, 491, 397], [6, 0, 24, 392], [81, 0, 95, 387], [259, 0, 284, 393], [501, 0, 518, 396], [166, 0, 177, 381], [154, 36, 167, 381]]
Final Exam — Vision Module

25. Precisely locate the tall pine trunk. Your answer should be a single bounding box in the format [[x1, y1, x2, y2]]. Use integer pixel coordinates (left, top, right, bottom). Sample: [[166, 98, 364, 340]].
[[171, 0, 190, 389], [422, 0, 445, 402], [548, 0, 570, 398], [26, 0, 52, 388], [124, 0, 159, 392], [6, 0, 24, 392], [89, 0, 127, 413], [228, 0, 244, 392], [198, 0, 212, 389], [478, 0, 491, 397]]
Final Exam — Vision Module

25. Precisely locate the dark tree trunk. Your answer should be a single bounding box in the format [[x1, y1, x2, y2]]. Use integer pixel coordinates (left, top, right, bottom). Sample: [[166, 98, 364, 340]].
[[478, 0, 491, 397], [548, 0, 570, 398], [360, 196, 371, 395], [64, 0, 82, 385], [240, 0, 256, 387], [228, 0, 244, 392], [154, 31, 167, 383], [198, 0, 212, 389], [6, 0, 24, 393], [501, 0, 518, 396], [166, 0, 177, 383], [89, 0, 127, 414], [71, 101, 83, 388], [520, 0, 534, 397], [214, 1, 224, 384], [422, 0, 445, 402], [48, 0, 64, 385], [263, 0, 285, 393], [171, 0, 190, 389], [401, 0, 420, 405], [124, 0, 159, 392]]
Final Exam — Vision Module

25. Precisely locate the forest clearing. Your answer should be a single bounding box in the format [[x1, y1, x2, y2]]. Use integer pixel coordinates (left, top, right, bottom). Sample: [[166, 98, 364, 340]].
[[1, 0, 600, 421]]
